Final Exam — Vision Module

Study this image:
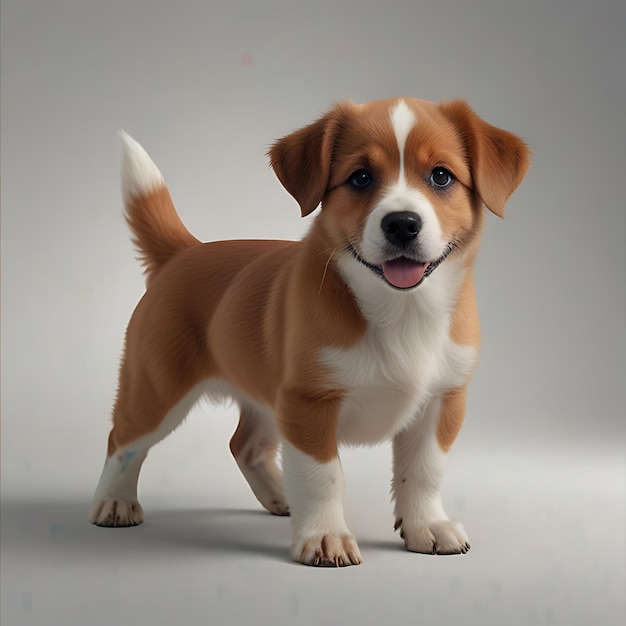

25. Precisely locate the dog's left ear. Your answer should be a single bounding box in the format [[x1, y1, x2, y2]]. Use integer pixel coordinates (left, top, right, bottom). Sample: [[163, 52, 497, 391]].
[[269, 102, 355, 217], [441, 100, 531, 218]]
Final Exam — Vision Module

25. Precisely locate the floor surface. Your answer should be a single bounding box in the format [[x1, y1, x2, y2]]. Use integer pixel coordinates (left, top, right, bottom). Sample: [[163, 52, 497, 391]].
[[2, 441, 624, 626]]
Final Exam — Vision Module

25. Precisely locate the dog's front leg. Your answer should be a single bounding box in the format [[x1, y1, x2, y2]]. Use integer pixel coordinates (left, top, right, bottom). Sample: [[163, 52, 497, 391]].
[[392, 389, 471, 555], [278, 389, 362, 567], [282, 441, 362, 566]]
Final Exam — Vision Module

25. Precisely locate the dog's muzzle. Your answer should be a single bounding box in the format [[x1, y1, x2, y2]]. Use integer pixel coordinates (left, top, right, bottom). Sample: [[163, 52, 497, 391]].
[[349, 242, 455, 290]]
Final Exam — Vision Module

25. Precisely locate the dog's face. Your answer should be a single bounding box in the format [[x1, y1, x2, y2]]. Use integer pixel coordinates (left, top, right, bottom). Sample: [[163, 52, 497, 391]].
[[270, 98, 530, 290]]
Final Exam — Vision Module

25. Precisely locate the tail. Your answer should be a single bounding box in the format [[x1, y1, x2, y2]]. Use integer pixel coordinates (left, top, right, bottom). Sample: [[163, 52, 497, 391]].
[[119, 131, 200, 283]]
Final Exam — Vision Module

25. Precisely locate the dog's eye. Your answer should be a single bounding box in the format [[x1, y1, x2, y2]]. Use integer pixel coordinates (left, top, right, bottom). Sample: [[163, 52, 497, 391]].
[[348, 169, 373, 189], [429, 167, 454, 189]]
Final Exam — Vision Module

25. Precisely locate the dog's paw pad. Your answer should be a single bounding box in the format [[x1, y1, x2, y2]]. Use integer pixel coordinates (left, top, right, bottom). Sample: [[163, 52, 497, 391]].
[[292, 534, 363, 567], [90, 498, 144, 527], [400, 520, 470, 555]]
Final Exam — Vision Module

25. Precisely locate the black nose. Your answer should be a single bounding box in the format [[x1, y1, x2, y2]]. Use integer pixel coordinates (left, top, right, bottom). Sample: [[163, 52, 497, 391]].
[[381, 211, 422, 247]]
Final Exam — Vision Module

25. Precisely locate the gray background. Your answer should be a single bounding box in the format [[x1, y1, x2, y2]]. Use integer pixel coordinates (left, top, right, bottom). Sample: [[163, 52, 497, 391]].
[[1, 1, 624, 625]]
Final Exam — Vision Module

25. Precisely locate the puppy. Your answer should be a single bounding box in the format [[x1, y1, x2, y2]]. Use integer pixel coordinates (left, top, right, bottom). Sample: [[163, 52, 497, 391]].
[[90, 97, 530, 567]]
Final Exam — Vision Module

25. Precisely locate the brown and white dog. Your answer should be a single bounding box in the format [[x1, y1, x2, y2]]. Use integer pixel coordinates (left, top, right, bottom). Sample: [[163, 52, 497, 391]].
[[90, 97, 529, 567]]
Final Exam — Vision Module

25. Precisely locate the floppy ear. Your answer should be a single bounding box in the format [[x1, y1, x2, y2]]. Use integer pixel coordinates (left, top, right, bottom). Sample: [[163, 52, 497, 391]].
[[441, 100, 531, 218], [268, 103, 353, 217]]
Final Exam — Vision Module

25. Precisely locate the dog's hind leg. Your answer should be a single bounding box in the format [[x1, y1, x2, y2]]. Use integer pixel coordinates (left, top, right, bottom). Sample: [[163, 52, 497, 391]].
[[229, 403, 289, 516], [90, 381, 206, 527]]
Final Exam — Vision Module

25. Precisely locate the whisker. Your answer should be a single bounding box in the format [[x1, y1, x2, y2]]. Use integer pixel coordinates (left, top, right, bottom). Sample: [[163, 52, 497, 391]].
[[315, 247, 336, 259], [318, 247, 338, 298]]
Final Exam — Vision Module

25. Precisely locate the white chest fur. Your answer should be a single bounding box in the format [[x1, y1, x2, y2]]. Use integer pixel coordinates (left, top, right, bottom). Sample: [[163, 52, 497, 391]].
[[325, 254, 477, 446]]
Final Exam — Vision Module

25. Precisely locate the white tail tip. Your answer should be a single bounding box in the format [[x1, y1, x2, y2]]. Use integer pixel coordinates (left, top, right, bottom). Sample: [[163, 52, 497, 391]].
[[119, 131, 165, 203]]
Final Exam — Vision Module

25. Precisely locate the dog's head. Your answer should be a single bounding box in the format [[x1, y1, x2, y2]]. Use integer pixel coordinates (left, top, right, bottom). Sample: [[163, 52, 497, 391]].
[[269, 98, 530, 291]]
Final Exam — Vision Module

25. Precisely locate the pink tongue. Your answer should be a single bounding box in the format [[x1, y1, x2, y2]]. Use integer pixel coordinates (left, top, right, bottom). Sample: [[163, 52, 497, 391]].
[[382, 257, 428, 289]]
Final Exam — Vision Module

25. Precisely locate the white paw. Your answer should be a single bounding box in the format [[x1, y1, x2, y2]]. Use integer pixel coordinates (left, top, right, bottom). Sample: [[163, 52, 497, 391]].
[[397, 519, 470, 555], [90, 498, 144, 527], [235, 459, 290, 516], [291, 534, 363, 567], [265, 497, 290, 517], [245, 467, 290, 516]]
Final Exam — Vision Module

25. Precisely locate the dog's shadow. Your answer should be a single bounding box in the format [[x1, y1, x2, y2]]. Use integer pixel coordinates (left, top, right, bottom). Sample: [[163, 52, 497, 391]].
[[1, 498, 292, 563], [2, 498, 403, 565]]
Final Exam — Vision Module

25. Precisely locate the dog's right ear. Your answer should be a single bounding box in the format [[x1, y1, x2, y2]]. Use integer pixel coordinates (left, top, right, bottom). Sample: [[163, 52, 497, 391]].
[[269, 103, 353, 217]]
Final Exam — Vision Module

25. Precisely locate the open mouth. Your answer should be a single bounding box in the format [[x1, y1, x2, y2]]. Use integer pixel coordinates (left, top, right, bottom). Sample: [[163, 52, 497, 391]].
[[348, 243, 455, 290]]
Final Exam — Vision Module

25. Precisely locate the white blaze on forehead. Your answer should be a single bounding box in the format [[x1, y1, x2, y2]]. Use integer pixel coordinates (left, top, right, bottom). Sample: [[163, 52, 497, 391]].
[[390, 100, 417, 183], [356, 100, 445, 266]]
